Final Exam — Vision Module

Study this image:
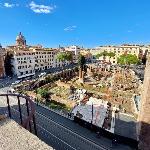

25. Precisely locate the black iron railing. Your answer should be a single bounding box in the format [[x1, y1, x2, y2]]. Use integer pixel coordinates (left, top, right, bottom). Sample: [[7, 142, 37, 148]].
[[0, 93, 37, 135]]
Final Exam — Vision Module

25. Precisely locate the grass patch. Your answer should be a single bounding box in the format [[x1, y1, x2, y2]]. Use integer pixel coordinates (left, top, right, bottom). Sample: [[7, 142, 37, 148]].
[[46, 100, 71, 112]]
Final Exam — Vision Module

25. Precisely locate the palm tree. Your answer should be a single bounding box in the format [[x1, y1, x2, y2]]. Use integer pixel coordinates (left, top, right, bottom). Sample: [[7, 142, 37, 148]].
[[78, 54, 86, 71]]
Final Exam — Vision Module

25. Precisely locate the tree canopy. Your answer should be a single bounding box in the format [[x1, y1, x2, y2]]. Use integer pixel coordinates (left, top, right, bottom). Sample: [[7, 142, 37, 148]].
[[56, 51, 72, 62], [37, 88, 49, 99], [78, 54, 86, 70], [65, 52, 73, 62], [95, 51, 115, 59], [107, 52, 115, 58], [117, 54, 140, 65]]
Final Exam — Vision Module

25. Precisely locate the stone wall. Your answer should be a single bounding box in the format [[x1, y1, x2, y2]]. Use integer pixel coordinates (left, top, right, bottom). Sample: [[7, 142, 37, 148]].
[[138, 54, 150, 150]]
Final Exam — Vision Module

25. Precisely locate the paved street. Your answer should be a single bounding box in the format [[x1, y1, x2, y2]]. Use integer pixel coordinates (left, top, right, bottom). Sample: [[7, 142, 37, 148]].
[[0, 63, 77, 89], [0, 86, 133, 150]]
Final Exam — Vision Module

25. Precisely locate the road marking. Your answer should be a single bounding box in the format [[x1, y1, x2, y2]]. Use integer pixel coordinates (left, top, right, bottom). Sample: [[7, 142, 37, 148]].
[[36, 111, 109, 150], [36, 124, 77, 150], [36, 104, 111, 149]]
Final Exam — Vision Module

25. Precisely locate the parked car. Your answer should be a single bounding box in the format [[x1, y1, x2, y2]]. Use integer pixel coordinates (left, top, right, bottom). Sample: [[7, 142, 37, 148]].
[[38, 72, 46, 77], [11, 80, 22, 85]]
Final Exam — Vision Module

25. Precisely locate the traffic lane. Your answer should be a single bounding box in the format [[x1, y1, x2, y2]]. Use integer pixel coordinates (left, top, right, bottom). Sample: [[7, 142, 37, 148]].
[[35, 104, 112, 147], [35, 104, 132, 150], [35, 112, 106, 150], [37, 125, 76, 150]]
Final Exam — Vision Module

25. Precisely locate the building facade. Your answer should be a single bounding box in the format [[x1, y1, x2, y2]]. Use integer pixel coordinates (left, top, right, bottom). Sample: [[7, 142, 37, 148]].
[[90, 44, 150, 64], [65, 45, 82, 63], [0, 44, 6, 78], [6, 33, 72, 78]]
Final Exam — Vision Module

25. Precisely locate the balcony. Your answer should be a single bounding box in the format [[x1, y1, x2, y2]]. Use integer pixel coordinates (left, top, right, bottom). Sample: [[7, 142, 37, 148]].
[[0, 93, 53, 150], [0, 93, 37, 134]]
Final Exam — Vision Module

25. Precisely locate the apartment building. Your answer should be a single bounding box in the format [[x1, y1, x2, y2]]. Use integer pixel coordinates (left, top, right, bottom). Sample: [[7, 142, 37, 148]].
[[10, 50, 36, 78], [29, 47, 54, 71], [65, 45, 82, 63], [0, 44, 6, 78], [6, 33, 72, 78], [90, 44, 150, 64]]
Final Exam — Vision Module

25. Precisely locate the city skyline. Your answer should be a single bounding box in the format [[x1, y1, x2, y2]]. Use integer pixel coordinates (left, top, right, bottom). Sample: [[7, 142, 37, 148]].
[[1, 0, 150, 47]]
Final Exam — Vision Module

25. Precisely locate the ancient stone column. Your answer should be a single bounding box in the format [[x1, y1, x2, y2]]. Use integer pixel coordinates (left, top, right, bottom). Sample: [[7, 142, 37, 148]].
[[79, 68, 84, 83], [82, 71, 84, 82], [138, 54, 150, 150], [79, 68, 82, 78]]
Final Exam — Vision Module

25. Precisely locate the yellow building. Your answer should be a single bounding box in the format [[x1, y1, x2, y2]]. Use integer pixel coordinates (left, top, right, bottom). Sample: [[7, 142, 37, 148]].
[[90, 44, 150, 64]]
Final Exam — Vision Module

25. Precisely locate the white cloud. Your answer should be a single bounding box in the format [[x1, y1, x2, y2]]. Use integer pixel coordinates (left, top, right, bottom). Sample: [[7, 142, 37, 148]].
[[4, 3, 19, 8], [4, 3, 15, 8], [64, 26, 77, 31], [29, 1, 56, 14]]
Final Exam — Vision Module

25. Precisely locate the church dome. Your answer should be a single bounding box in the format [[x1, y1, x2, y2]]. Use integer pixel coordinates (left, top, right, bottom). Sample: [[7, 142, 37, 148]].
[[16, 32, 25, 41], [16, 32, 26, 46]]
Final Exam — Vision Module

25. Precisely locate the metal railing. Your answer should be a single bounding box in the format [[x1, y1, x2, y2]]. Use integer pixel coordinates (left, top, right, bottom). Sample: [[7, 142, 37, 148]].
[[0, 93, 37, 135]]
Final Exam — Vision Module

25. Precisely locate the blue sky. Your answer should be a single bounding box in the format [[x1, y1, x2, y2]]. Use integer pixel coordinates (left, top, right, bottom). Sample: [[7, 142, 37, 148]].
[[0, 0, 150, 48]]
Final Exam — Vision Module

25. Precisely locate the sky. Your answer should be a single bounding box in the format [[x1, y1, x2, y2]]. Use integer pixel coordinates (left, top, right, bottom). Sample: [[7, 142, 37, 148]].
[[0, 0, 150, 48]]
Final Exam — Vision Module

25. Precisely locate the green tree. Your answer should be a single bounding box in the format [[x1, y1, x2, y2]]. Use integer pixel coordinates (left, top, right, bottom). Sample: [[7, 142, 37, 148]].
[[56, 51, 73, 67], [37, 88, 49, 99], [102, 50, 108, 57], [56, 52, 67, 67], [95, 53, 103, 59], [107, 52, 115, 62], [95, 51, 109, 60], [117, 54, 139, 65], [78, 54, 86, 71], [107, 52, 115, 58], [65, 51, 73, 63]]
